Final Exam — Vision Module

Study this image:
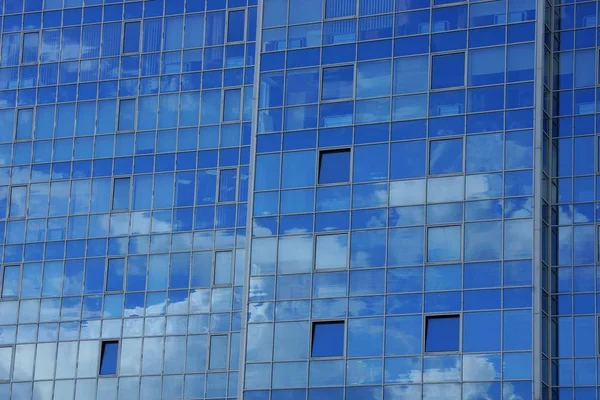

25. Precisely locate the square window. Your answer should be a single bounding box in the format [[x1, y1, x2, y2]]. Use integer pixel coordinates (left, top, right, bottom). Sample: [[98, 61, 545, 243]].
[[425, 315, 460, 352], [432, 53, 465, 89], [123, 22, 141, 53], [429, 138, 463, 175], [311, 321, 345, 357], [427, 226, 461, 262], [99, 341, 119, 375], [322, 66, 354, 100], [318, 149, 351, 184], [112, 177, 131, 211], [315, 234, 348, 269]]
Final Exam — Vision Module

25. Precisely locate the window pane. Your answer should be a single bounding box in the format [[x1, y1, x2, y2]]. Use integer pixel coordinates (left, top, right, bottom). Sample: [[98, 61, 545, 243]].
[[112, 178, 131, 210], [326, 0, 356, 19], [394, 56, 428, 94], [0, 347, 12, 380], [427, 226, 461, 262], [429, 139, 463, 175], [9, 186, 27, 218], [2, 266, 20, 297], [432, 53, 465, 89], [218, 169, 237, 202], [123, 22, 140, 53], [468, 47, 505, 86], [223, 89, 241, 121], [107, 259, 124, 291], [22, 33, 39, 63], [322, 66, 354, 100], [118, 99, 135, 131], [312, 321, 344, 357], [315, 234, 348, 270], [425, 315, 460, 352], [228, 10, 246, 42], [99, 341, 119, 375], [319, 150, 351, 184], [209, 335, 228, 369], [215, 251, 232, 285]]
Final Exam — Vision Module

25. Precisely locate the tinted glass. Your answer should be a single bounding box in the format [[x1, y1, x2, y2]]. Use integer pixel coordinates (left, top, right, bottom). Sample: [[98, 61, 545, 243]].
[[312, 321, 344, 357], [319, 150, 350, 184], [99, 341, 119, 375], [425, 315, 459, 352]]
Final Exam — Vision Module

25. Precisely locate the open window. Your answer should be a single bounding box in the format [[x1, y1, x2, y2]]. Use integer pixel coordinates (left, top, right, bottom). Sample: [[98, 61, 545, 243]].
[[425, 315, 460, 352], [318, 149, 351, 184], [311, 321, 345, 357], [99, 341, 119, 375]]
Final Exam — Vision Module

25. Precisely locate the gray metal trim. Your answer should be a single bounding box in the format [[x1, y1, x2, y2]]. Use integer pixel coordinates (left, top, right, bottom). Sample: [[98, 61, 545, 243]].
[[532, 0, 547, 397], [237, 0, 265, 397]]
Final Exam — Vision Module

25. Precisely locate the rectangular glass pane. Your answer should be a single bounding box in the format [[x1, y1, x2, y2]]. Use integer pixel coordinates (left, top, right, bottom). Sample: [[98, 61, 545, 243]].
[[209, 335, 228, 370], [100, 341, 119, 375]]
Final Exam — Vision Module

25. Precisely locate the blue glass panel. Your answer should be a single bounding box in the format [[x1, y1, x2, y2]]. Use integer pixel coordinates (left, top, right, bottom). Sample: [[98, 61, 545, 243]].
[[311, 321, 344, 357], [425, 315, 459, 352]]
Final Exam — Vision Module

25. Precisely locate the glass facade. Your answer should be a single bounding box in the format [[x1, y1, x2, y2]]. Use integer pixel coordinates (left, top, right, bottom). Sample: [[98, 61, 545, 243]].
[[0, 0, 591, 399]]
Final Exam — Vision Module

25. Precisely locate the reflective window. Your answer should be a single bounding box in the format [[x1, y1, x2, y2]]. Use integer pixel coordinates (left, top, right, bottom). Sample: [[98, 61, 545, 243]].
[[326, 0, 356, 19], [315, 234, 348, 270], [118, 99, 136, 131], [106, 258, 124, 292], [425, 315, 460, 352], [209, 335, 228, 370], [215, 251, 233, 285], [99, 341, 119, 375], [319, 149, 351, 184], [311, 321, 344, 357], [123, 22, 140, 53], [228, 10, 246, 42], [432, 53, 465, 89], [322, 66, 354, 100], [429, 139, 463, 175], [112, 178, 131, 211], [427, 226, 461, 262], [0, 347, 12, 381]]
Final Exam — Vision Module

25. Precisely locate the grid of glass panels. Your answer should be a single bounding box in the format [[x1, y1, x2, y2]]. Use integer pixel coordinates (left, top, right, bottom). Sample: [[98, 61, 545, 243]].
[[0, 0, 256, 399], [551, 0, 600, 397], [245, 0, 538, 398]]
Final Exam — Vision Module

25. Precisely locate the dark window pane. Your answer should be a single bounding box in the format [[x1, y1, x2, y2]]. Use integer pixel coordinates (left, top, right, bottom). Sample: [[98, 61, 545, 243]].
[[425, 315, 460, 352], [99, 341, 119, 375], [311, 321, 344, 357], [319, 149, 351, 184], [432, 53, 465, 89], [123, 22, 140, 53]]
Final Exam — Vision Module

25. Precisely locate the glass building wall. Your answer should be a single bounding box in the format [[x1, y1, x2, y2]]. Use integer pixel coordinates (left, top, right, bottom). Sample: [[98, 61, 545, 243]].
[[0, 0, 597, 399], [552, 0, 600, 398], [0, 0, 256, 399], [245, 0, 540, 398]]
